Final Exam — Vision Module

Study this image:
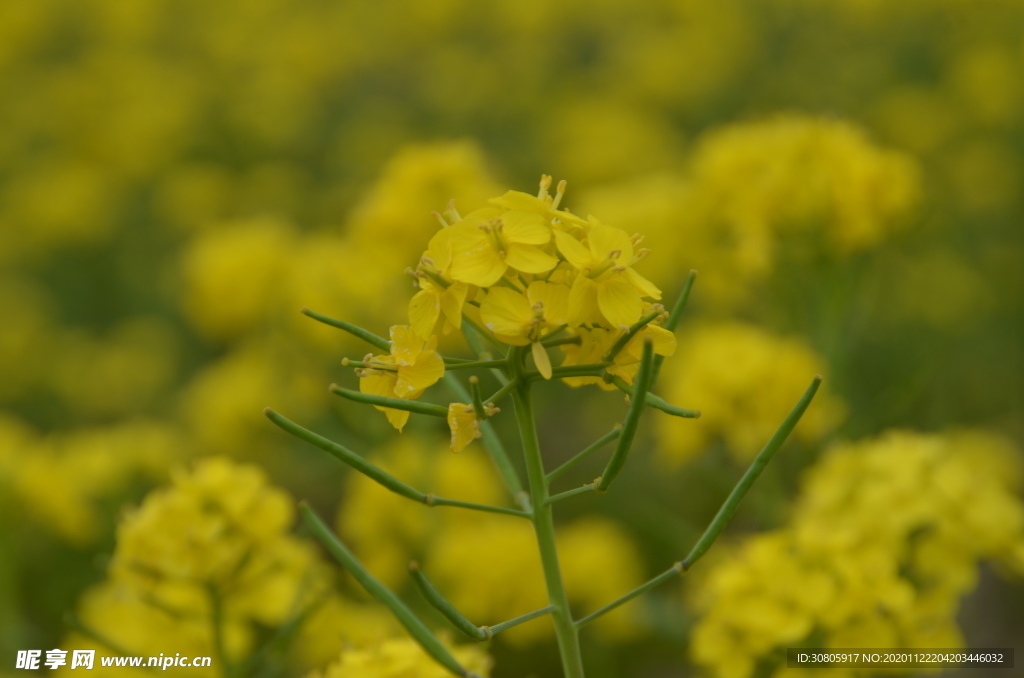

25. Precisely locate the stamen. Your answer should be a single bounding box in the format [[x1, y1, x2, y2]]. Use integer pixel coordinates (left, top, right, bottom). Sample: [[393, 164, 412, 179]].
[[432, 211, 448, 228], [551, 179, 567, 210], [443, 199, 461, 223], [538, 174, 553, 200]]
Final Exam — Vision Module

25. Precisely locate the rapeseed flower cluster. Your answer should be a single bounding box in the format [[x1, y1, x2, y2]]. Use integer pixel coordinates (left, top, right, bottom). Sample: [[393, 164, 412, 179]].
[[352, 176, 672, 444], [656, 322, 843, 466], [688, 430, 1024, 678], [60, 457, 462, 676], [580, 115, 921, 306], [309, 637, 491, 678]]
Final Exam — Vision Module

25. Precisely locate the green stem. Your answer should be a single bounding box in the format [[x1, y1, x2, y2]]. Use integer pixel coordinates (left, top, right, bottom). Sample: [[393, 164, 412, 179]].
[[329, 384, 448, 417], [546, 425, 622, 483], [301, 308, 391, 352], [265, 409, 527, 518], [426, 495, 530, 518], [653, 270, 696, 381], [483, 379, 517, 406], [545, 482, 598, 506], [461, 316, 507, 355], [529, 363, 607, 381], [444, 359, 507, 371], [575, 373, 821, 632], [208, 585, 233, 678], [682, 375, 822, 569], [511, 378, 586, 678], [597, 340, 655, 492], [603, 310, 663, 363], [408, 562, 488, 641], [487, 606, 555, 636], [610, 377, 701, 419], [300, 504, 475, 678], [574, 566, 681, 630]]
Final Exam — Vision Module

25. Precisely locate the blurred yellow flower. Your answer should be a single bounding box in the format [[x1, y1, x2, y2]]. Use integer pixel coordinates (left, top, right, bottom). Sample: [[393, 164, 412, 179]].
[[656, 321, 842, 465], [308, 636, 491, 678], [689, 429, 1024, 678]]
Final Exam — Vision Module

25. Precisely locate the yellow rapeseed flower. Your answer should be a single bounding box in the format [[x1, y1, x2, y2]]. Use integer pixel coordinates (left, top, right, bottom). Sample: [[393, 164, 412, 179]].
[[448, 208, 558, 287], [554, 220, 661, 327], [356, 325, 445, 431], [479, 281, 570, 378], [409, 225, 472, 338]]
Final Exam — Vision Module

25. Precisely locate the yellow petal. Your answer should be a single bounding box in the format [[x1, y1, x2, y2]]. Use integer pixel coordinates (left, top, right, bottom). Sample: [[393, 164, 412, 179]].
[[527, 280, 570, 329], [450, 249, 506, 287], [439, 283, 468, 333], [409, 289, 440, 339], [504, 243, 558, 274], [447, 403, 480, 454], [597, 276, 643, 328], [554, 229, 595, 270], [624, 266, 662, 300], [489, 190, 550, 212], [501, 210, 550, 245], [359, 371, 408, 431], [395, 350, 445, 397], [568, 274, 601, 326], [588, 223, 634, 262], [389, 325, 423, 365], [480, 287, 533, 338], [532, 341, 553, 380], [643, 325, 677, 357], [425, 227, 455, 273]]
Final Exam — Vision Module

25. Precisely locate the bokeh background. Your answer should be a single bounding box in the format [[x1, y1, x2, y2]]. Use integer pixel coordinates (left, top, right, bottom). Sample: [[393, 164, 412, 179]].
[[2, 0, 1024, 676]]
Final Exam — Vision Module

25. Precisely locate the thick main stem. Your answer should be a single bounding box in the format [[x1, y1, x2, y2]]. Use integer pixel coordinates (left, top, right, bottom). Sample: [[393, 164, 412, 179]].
[[512, 382, 586, 678]]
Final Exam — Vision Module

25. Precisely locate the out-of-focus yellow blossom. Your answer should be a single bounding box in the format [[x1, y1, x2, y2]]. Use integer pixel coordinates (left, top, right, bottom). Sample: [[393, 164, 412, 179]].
[[581, 116, 920, 305], [67, 458, 333, 668], [47, 317, 178, 417], [60, 579, 230, 678], [334, 435, 645, 645], [2, 418, 181, 544], [657, 322, 842, 466], [336, 436, 506, 588], [178, 337, 324, 457], [428, 514, 645, 646], [291, 596, 401, 671], [345, 141, 503, 265], [308, 636, 491, 678], [0, 159, 120, 260], [0, 276, 53, 402], [689, 429, 1024, 678], [179, 217, 298, 341], [355, 326, 445, 431]]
